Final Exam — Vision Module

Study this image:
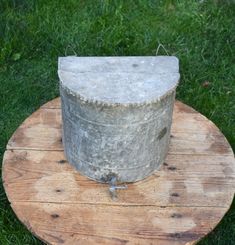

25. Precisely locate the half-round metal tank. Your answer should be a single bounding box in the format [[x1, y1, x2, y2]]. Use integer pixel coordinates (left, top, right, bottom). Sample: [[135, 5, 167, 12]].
[[58, 56, 180, 183]]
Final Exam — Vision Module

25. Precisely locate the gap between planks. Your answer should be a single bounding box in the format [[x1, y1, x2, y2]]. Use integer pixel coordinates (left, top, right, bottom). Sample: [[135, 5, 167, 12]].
[[9, 200, 231, 209]]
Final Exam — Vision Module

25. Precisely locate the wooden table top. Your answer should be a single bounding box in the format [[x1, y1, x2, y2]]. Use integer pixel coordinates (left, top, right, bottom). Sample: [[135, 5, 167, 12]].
[[2, 98, 235, 245]]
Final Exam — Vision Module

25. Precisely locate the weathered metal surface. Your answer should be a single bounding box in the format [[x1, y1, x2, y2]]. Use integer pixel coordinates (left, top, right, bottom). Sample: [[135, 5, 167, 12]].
[[58, 56, 180, 183]]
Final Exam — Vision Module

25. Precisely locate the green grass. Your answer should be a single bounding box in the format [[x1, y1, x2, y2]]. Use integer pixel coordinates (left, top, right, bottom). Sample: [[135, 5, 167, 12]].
[[0, 0, 234, 244]]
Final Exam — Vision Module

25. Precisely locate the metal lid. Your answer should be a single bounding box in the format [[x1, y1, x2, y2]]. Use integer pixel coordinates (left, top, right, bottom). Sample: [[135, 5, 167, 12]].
[[58, 56, 180, 106]]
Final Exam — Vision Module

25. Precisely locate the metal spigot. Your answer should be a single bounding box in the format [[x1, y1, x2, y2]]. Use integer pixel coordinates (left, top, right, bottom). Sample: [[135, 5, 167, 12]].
[[109, 176, 127, 201]]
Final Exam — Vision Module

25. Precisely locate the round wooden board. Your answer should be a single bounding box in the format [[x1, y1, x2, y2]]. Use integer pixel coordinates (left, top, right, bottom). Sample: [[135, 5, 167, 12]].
[[2, 98, 235, 245]]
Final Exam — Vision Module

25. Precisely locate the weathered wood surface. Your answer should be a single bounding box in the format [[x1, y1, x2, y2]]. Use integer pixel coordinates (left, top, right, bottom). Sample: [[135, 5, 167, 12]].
[[2, 98, 235, 245]]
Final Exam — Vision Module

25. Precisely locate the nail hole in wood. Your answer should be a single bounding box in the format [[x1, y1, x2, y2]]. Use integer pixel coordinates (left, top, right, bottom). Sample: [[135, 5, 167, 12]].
[[171, 213, 182, 218], [51, 214, 59, 219], [58, 160, 66, 164]]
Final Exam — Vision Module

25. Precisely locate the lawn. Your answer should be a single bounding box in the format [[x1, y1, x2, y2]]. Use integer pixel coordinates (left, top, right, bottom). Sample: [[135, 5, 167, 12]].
[[0, 0, 235, 244]]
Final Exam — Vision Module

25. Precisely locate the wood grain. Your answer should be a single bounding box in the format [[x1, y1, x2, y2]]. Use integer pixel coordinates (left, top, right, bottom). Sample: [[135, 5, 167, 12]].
[[3, 150, 234, 208], [11, 202, 224, 245], [2, 98, 235, 245]]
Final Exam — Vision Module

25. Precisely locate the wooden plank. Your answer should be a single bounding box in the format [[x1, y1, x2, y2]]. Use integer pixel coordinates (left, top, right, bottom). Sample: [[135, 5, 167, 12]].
[[11, 201, 225, 245], [3, 149, 234, 208], [169, 135, 233, 155], [7, 109, 62, 151], [4, 149, 235, 177], [36, 230, 197, 245], [41, 97, 61, 109]]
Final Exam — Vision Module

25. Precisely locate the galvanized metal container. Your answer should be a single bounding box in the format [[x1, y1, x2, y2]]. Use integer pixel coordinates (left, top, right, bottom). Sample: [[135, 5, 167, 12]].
[[58, 56, 180, 183]]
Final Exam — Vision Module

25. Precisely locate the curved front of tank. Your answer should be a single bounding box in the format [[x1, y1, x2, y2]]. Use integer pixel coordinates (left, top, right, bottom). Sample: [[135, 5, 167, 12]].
[[60, 86, 175, 183]]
